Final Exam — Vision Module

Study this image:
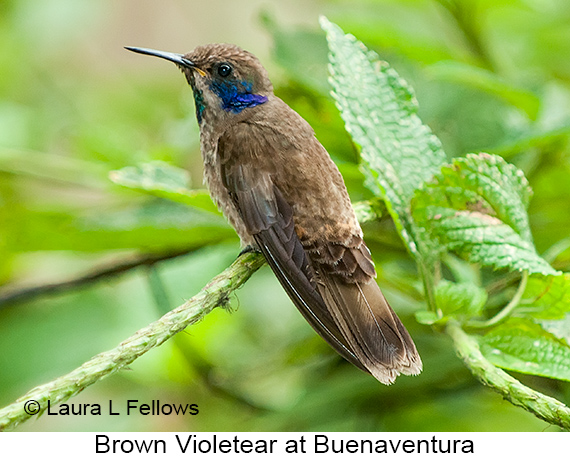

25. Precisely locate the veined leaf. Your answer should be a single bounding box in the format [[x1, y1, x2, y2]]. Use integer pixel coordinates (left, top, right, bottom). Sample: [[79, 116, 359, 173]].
[[418, 153, 533, 241], [480, 317, 570, 382], [518, 273, 570, 320], [412, 153, 556, 275], [110, 161, 220, 215], [321, 17, 446, 256]]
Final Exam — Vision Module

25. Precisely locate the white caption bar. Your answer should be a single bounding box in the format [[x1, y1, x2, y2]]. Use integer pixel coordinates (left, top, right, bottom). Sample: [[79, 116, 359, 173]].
[[0, 432, 562, 455]]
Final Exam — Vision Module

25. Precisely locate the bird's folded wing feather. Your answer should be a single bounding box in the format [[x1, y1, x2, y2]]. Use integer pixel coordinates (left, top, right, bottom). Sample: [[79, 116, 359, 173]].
[[219, 130, 368, 372]]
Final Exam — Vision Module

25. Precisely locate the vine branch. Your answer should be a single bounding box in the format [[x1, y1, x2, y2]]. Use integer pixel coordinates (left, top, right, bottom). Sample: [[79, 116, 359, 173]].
[[0, 250, 265, 431], [0, 248, 196, 308], [446, 318, 570, 430]]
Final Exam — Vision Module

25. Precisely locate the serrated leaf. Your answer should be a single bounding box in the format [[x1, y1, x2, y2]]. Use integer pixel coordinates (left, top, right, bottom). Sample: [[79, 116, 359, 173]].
[[480, 317, 570, 382], [435, 279, 487, 317], [518, 273, 570, 320], [427, 208, 554, 274], [109, 161, 220, 215], [412, 153, 557, 275], [419, 153, 533, 241], [321, 17, 446, 256]]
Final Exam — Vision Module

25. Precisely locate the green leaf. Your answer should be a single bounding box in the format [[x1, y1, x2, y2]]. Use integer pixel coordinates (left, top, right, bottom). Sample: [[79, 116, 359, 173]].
[[0, 146, 108, 188], [321, 17, 447, 256], [412, 153, 557, 275], [518, 273, 570, 320], [427, 61, 540, 120], [420, 153, 533, 241], [352, 198, 384, 224], [13, 200, 235, 252], [480, 317, 570, 382], [415, 310, 440, 325], [109, 161, 220, 215], [435, 280, 487, 317]]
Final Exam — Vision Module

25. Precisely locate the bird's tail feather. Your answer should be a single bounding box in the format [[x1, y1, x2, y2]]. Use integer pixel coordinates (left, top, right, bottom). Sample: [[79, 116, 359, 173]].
[[316, 269, 422, 385]]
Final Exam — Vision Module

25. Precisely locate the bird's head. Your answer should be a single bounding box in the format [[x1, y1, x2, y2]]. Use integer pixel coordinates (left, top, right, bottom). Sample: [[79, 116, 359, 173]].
[[126, 44, 272, 124]]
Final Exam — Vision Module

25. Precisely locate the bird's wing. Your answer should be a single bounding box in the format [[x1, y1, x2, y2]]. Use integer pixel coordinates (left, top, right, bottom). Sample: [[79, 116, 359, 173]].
[[218, 127, 368, 372]]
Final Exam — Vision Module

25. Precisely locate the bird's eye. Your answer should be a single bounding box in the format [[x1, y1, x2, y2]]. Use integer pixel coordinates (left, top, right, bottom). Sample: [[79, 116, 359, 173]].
[[217, 64, 232, 77]]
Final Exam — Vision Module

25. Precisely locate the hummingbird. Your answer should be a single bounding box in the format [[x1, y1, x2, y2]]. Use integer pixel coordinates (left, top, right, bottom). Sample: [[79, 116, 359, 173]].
[[126, 43, 421, 384]]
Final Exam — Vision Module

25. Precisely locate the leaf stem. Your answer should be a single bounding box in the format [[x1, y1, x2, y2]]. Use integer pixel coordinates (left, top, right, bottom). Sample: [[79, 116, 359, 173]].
[[446, 319, 570, 430], [418, 259, 438, 313], [467, 270, 529, 329]]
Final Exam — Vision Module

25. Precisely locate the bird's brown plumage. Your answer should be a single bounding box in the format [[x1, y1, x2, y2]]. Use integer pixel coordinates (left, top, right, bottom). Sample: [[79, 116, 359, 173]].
[[127, 42, 422, 384]]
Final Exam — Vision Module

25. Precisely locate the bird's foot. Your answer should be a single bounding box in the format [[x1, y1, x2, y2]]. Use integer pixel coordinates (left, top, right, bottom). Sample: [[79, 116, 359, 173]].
[[238, 245, 262, 257]]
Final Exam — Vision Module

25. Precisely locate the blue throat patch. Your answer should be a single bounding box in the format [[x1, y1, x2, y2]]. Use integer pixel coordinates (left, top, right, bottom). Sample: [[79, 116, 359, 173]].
[[193, 89, 206, 123], [210, 80, 267, 114]]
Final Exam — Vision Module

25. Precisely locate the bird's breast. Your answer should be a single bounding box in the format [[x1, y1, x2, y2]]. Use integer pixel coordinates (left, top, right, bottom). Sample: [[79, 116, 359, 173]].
[[200, 133, 255, 246]]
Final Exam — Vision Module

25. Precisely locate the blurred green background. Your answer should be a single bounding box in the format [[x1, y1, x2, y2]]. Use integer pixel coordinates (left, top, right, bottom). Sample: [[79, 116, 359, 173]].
[[1, 0, 569, 432]]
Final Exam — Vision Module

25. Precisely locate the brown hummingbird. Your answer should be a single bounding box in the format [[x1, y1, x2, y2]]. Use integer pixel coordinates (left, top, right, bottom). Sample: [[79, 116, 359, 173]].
[[126, 43, 421, 384]]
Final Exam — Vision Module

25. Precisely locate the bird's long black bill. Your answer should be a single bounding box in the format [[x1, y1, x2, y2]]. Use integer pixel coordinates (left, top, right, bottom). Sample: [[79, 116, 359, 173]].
[[124, 46, 195, 69]]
